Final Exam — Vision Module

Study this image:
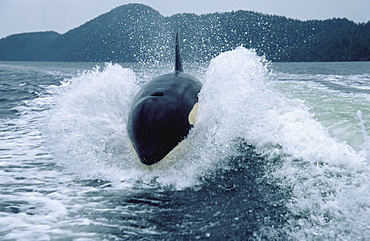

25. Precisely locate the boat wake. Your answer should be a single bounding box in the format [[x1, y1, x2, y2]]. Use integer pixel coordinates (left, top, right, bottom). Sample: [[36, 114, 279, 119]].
[[42, 47, 369, 239]]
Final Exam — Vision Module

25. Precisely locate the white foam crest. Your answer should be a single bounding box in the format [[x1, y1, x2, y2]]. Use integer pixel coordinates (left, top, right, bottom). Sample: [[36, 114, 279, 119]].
[[199, 47, 365, 166], [47, 63, 140, 178], [197, 47, 370, 238]]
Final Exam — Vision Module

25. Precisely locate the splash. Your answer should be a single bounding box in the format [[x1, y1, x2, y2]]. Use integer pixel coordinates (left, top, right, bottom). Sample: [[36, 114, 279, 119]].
[[47, 63, 139, 179], [46, 49, 368, 188], [45, 49, 273, 188], [42, 48, 370, 238], [198, 50, 369, 240]]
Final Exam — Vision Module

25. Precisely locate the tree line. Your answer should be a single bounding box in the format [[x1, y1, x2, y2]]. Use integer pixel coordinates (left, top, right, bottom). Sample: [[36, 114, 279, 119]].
[[0, 4, 369, 62]]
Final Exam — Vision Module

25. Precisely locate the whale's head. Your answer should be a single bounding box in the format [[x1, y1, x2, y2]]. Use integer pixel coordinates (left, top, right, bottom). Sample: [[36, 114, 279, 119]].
[[127, 73, 201, 165]]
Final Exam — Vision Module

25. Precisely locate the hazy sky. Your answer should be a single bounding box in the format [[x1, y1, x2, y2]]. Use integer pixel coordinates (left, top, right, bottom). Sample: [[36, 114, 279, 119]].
[[1, 0, 369, 38]]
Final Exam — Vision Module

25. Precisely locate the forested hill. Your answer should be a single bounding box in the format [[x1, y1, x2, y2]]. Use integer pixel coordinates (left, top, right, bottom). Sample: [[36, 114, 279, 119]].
[[0, 4, 369, 62]]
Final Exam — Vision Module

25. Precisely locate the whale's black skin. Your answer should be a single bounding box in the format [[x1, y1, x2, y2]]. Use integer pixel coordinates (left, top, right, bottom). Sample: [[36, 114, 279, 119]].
[[127, 32, 202, 165]]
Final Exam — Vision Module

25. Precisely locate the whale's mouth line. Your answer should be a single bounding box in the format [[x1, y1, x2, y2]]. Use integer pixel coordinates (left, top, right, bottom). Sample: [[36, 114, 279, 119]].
[[129, 133, 191, 170]]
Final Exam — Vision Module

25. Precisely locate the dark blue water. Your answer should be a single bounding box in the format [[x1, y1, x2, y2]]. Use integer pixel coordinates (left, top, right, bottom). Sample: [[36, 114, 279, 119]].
[[1, 49, 369, 240]]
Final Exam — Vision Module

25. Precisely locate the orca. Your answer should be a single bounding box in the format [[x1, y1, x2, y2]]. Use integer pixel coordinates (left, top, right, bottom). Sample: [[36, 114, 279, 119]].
[[127, 32, 202, 165]]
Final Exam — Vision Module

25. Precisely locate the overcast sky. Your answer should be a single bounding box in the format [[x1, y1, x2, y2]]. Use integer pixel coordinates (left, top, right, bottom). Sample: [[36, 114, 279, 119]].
[[1, 0, 369, 38]]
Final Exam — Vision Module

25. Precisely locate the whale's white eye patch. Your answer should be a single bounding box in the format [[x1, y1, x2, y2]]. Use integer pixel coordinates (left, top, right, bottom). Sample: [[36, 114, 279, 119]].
[[151, 92, 164, 97], [188, 102, 199, 125]]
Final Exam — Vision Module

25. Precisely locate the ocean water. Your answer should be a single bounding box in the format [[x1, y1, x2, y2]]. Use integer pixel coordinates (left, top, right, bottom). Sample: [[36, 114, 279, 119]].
[[0, 48, 369, 240]]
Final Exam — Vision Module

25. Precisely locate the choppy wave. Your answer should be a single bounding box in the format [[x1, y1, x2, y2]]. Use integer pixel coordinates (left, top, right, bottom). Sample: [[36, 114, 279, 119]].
[[1, 48, 369, 239]]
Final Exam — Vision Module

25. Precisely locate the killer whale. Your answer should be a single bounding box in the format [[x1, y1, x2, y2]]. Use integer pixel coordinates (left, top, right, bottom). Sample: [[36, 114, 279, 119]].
[[127, 32, 202, 165]]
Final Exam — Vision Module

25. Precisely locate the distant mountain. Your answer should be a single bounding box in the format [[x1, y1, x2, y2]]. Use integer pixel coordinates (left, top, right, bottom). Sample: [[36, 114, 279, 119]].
[[0, 31, 60, 61], [0, 3, 369, 62]]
